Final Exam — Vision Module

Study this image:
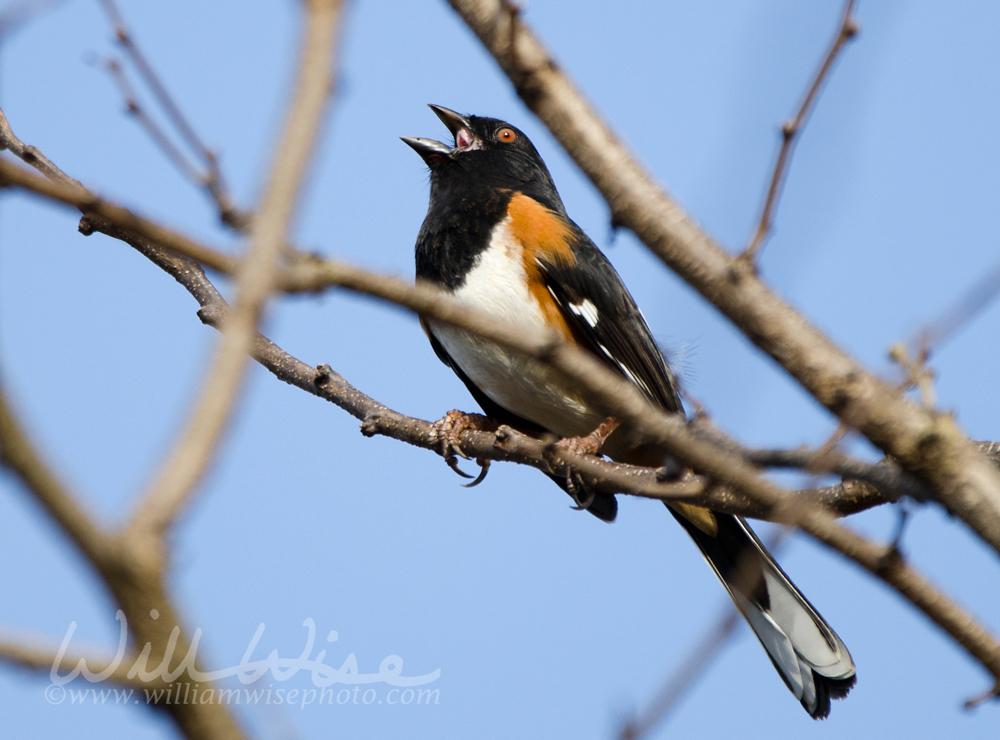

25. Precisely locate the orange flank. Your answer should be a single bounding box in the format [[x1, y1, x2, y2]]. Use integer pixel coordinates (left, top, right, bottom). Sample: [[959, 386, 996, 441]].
[[507, 193, 577, 341]]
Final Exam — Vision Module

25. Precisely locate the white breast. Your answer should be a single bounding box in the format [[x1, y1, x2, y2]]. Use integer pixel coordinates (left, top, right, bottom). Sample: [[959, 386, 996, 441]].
[[428, 217, 602, 437]]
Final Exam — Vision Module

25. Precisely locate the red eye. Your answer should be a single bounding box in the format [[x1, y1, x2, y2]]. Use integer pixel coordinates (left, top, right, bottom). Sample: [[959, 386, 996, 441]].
[[497, 127, 517, 143]]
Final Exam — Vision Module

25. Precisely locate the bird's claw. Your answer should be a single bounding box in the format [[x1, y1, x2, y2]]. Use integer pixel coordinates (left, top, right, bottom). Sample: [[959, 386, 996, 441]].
[[445, 454, 476, 479], [567, 476, 597, 512], [429, 410, 496, 482], [462, 458, 491, 488], [547, 450, 595, 511]]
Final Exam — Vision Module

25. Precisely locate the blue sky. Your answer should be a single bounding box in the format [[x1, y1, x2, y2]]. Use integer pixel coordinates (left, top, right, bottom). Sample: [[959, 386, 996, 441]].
[[1, 1, 999, 738]]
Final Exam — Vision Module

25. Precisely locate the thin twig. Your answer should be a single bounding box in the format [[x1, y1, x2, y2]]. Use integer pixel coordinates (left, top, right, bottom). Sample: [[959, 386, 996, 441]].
[[96, 0, 250, 230], [963, 682, 1000, 710], [885, 252, 1000, 412], [688, 417, 931, 502], [97, 55, 206, 185], [740, 0, 859, 264], [0, 106, 85, 188], [889, 342, 937, 409], [125, 0, 344, 543], [913, 252, 1000, 359]]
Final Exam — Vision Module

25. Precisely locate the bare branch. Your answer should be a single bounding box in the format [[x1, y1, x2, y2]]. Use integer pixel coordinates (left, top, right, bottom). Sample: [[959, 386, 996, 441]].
[[889, 341, 937, 408], [0, 147, 971, 514], [687, 416, 932, 503], [96, 0, 249, 230], [125, 0, 344, 543], [0, 106, 85, 188], [914, 252, 1000, 358], [963, 682, 1000, 711], [445, 0, 1000, 559], [97, 55, 206, 186], [0, 144, 982, 513], [0, 636, 144, 690], [0, 156, 238, 274], [0, 379, 112, 566], [741, 0, 859, 264], [621, 613, 741, 739]]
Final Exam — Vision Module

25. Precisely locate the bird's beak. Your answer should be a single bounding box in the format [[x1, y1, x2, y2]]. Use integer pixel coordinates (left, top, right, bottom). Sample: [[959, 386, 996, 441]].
[[429, 104, 474, 146], [400, 136, 452, 163], [401, 104, 477, 164]]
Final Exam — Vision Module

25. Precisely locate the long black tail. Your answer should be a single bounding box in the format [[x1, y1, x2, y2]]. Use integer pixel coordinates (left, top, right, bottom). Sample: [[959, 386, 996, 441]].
[[668, 505, 856, 719]]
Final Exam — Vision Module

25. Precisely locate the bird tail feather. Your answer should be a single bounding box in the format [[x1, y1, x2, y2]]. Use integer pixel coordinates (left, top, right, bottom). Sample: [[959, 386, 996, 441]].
[[668, 505, 856, 719]]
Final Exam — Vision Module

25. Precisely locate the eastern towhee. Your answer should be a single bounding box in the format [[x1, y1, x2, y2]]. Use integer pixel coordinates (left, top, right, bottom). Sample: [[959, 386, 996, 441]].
[[403, 105, 856, 718]]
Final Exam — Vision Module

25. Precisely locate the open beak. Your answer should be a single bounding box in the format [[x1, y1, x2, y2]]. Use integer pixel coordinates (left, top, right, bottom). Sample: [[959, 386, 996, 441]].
[[401, 105, 476, 164]]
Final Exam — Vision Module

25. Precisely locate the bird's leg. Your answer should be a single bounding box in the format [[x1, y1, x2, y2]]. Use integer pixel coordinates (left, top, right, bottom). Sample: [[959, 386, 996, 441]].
[[428, 410, 498, 482], [547, 416, 621, 512], [552, 416, 622, 457]]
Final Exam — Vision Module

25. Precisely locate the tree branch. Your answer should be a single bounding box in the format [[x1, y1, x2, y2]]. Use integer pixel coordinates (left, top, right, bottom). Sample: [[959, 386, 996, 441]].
[[0, 637, 144, 690], [97, 54, 208, 187], [125, 0, 343, 543], [0, 106, 85, 189], [0, 381, 112, 568], [0, 156, 238, 274], [444, 0, 1000, 559]]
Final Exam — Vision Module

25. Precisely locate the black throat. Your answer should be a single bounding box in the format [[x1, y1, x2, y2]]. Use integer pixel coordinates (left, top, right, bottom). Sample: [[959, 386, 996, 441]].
[[413, 151, 564, 291]]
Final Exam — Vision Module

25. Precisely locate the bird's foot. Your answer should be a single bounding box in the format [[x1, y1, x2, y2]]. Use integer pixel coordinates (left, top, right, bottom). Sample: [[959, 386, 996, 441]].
[[550, 416, 622, 458], [545, 417, 622, 512], [428, 410, 496, 486]]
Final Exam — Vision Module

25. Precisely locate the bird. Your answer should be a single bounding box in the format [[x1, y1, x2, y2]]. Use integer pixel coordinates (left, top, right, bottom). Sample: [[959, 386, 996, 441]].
[[402, 105, 856, 718]]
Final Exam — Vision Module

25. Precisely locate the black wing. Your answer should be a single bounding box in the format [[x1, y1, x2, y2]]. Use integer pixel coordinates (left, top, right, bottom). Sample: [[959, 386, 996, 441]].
[[539, 226, 683, 415]]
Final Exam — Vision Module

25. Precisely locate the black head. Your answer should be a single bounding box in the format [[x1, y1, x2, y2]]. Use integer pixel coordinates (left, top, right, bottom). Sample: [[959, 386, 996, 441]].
[[402, 105, 564, 213]]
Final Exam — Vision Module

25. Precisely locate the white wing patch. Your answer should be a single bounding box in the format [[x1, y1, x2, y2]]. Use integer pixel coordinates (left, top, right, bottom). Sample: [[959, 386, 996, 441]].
[[567, 298, 600, 327]]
